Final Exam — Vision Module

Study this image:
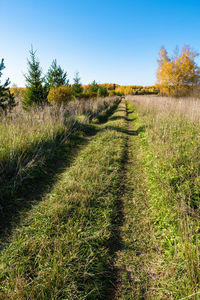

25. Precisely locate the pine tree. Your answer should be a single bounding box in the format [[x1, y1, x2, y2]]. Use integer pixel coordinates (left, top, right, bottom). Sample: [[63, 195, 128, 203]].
[[97, 86, 108, 97], [89, 80, 99, 93], [72, 72, 83, 98], [22, 47, 46, 108], [0, 59, 16, 113], [46, 59, 68, 88]]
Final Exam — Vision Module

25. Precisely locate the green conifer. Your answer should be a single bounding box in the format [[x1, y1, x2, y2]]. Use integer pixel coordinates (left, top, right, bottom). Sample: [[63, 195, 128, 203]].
[[22, 47, 46, 108], [0, 59, 16, 113], [46, 59, 68, 88], [72, 72, 83, 98]]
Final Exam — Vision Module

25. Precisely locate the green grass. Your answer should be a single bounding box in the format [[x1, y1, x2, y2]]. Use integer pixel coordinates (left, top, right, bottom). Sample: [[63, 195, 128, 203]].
[[0, 101, 127, 299], [2, 96, 200, 299], [0, 98, 120, 242], [111, 98, 200, 299], [129, 96, 200, 299], [0, 98, 117, 196], [111, 101, 157, 299]]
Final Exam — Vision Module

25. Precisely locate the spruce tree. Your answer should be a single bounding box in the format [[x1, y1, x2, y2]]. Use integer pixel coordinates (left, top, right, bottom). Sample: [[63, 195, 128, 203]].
[[89, 80, 99, 93], [46, 59, 68, 88], [0, 59, 16, 113], [72, 72, 83, 98], [87, 80, 99, 97], [97, 86, 109, 97], [22, 47, 46, 108]]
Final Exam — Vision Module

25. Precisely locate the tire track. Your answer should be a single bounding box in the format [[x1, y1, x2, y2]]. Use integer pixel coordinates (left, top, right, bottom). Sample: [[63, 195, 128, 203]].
[[108, 100, 152, 299], [105, 100, 131, 299]]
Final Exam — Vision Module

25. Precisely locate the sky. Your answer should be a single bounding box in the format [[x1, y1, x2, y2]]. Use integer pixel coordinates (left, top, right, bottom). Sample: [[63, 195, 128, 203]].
[[1, 0, 200, 86]]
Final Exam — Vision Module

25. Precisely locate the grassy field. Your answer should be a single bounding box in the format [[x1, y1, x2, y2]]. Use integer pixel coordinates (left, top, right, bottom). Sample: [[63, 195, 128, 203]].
[[1, 96, 200, 299], [127, 95, 200, 299], [0, 97, 120, 242], [0, 99, 126, 299]]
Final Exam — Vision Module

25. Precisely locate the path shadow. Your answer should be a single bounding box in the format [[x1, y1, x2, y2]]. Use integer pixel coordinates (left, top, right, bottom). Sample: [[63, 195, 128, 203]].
[[109, 115, 136, 122], [127, 109, 134, 115], [95, 100, 121, 124], [102, 103, 146, 298], [103, 134, 129, 299], [117, 109, 126, 113], [102, 125, 145, 136], [0, 123, 98, 246]]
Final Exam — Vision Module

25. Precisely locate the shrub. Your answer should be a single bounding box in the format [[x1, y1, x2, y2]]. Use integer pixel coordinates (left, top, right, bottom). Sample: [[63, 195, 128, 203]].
[[10, 86, 26, 99], [47, 85, 72, 106], [108, 90, 116, 97]]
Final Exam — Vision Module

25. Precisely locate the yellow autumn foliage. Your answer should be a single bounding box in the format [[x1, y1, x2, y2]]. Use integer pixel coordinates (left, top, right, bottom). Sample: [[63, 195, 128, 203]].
[[83, 83, 159, 97], [10, 87, 26, 98], [157, 46, 200, 97], [115, 86, 133, 95], [47, 86, 72, 106]]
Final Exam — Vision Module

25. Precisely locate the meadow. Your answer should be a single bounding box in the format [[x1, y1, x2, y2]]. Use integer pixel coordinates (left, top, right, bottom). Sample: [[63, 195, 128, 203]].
[[2, 0, 200, 298], [128, 95, 200, 298], [0, 94, 200, 299], [0, 97, 120, 240]]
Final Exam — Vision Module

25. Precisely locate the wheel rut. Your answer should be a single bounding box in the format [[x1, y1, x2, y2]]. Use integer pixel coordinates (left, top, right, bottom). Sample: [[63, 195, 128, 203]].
[[105, 100, 154, 300], [105, 100, 132, 299]]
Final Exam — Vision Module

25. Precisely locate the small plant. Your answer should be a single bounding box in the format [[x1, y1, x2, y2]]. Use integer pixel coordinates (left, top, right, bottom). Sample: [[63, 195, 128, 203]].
[[47, 85, 73, 106]]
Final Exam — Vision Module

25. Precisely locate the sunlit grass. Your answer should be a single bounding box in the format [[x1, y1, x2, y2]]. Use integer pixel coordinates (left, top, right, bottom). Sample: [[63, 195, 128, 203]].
[[128, 95, 200, 298], [0, 100, 127, 299]]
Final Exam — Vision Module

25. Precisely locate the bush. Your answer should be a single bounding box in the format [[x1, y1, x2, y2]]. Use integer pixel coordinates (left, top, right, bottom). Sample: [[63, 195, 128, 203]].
[[10, 87, 26, 99], [47, 85, 72, 106], [108, 90, 116, 96], [79, 93, 90, 100]]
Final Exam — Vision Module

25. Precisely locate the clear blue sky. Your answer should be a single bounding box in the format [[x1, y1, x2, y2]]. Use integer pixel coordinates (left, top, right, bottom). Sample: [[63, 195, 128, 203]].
[[1, 0, 200, 86]]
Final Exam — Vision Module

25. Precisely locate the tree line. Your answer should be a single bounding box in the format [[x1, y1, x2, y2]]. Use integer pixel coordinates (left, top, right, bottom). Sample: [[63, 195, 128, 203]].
[[23, 47, 123, 108], [0, 47, 113, 113], [2, 44, 198, 114]]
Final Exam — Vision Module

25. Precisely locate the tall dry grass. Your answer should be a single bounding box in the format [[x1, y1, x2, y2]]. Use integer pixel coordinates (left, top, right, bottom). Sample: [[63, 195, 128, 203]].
[[0, 97, 119, 200], [0, 99, 125, 299], [127, 95, 200, 121], [128, 95, 200, 297]]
